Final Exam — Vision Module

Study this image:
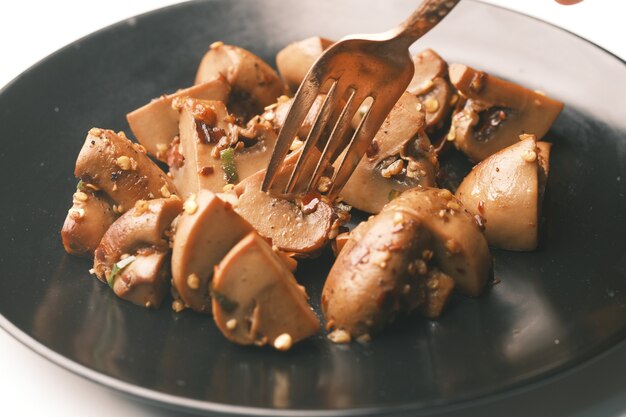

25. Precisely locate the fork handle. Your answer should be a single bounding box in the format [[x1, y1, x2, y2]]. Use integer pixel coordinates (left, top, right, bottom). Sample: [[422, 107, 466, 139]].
[[394, 0, 461, 45]]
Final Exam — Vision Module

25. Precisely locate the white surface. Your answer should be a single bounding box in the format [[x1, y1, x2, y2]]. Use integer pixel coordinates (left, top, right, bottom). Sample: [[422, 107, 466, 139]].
[[0, 1, 625, 416]]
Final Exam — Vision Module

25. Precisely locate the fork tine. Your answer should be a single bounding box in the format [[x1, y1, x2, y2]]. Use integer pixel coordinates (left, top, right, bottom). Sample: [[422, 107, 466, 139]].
[[283, 79, 340, 195], [328, 96, 390, 199], [304, 87, 360, 193], [261, 78, 321, 192]]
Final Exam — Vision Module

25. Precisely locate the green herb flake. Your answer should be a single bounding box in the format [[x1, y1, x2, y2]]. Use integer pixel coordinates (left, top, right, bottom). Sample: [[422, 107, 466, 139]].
[[76, 180, 88, 192], [220, 148, 238, 184], [107, 255, 136, 289]]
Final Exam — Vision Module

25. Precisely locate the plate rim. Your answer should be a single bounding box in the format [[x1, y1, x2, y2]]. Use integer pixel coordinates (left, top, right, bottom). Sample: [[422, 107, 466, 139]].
[[1, 0, 625, 415]]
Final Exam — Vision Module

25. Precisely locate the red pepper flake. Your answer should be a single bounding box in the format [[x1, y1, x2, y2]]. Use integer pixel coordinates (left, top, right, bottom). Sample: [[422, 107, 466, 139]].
[[198, 166, 214, 176], [477, 200, 485, 214], [366, 140, 380, 159], [196, 121, 226, 144]]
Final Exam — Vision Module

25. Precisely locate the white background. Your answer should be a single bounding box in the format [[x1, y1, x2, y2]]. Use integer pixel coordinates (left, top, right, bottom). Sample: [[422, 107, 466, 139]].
[[1, 1, 625, 416]]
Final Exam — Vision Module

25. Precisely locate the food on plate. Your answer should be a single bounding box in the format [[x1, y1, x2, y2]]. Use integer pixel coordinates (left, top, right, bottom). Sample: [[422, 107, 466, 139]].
[[276, 36, 334, 93], [126, 77, 231, 159], [447, 63, 563, 162], [61, 187, 117, 257], [212, 232, 320, 349], [340, 92, 438, 214], [171, 190, 254, 313], [455, 134, 551, 251], [93, 197, 182, 308], [168, 98, 277, 198], [195, 43, 287, 121], [322, 187, 490, 340], [406, 49, 455, 144], [60, 34, 562, 349]]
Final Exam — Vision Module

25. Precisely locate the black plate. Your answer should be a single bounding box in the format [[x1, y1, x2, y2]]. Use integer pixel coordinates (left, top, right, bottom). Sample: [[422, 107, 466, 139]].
[[1, 1, 625, 416]]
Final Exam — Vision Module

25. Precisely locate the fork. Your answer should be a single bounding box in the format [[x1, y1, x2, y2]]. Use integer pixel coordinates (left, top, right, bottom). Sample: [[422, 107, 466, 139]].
[[262, 0, 461, 199]]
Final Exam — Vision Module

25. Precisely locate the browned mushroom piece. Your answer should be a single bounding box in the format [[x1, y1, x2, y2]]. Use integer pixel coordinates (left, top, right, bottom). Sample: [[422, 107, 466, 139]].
[[93, 197, 182, 308], [323, 186, 491, 340], [322, 209, 439, 339], [171, 190, 255, 313], [212, 232, 320, 349], [455, 135, 551, 251], [75, 129, 177, 213], [126, 76, 231, 160], [340, 92, 438, 214], [261, 95, 324, 141], [386, 188, 492, 296], [447, 63, 563, 162], [276, 36, 334, 93], [195, 43, 286, 121], [61, 187, 116, 257], [406, 49, 454, 143], [169, 98, 277, 199], [230, 167, 337, 255]]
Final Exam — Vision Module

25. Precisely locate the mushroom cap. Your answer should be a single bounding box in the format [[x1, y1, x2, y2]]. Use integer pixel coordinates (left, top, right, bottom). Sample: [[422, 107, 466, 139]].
[[75, 129, 177, 210], [126, 77, 230, 159], [61, 190, 116, 257], [212, 232, 320, 348], [112, 250, 169, 309], [276, 36, 334, 93], [322, 209, 434, 337], [171, 190, 254, 313], [455, 137, 551, 251], [386, 188, 492, 296], [195, 44, 286, 121], [93, 197, 182, 282]]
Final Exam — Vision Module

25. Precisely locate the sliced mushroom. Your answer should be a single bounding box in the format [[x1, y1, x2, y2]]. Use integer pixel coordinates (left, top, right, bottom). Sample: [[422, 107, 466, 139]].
[[276, 36, 334, 93], [195, 43, 286, 121], [447, 63, 563, 162], [126, 77, 231, 160], [340, 92, 438, 214], [406, 49, 454, 141], [171, 190, 254, 313], [169, 98, 277, 199], [261, 95, 324, 140], [212, 232, 320, 349], [455, 135, 551, 251], [93, 197, 182, 308], [75, 128, 177, 212], [385, 188, 492, 296], [61, 187, 116, 257], [231, 167, 335, 255]]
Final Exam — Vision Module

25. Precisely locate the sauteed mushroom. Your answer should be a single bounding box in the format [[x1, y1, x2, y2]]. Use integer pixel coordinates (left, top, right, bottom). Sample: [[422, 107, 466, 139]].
[[195, 43, 286, 121], [447, 63, 563, 162], [456, 135, 551, 251], [276, 36, 334, 93]]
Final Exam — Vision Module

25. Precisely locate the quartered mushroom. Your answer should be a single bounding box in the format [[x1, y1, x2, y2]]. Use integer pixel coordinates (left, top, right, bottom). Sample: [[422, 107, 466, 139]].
[[455, 135, 551, 251], [169, 98, 277, 198], [386, 188, 492, 297], [61, 186, 116, 257], [340, 92, 438, 214], [447, 63, 563, 162], [126, 76, 231, 160], [322, 193, 458, 340], [195, 43, 286, 121], [406, 49, 454, 143], [230, 166, 338, 255], [93, 197, 182, 308], [276, 36, 334, 93], [171, 190, 254, 313], [75, 128, 177, 212], [212, 232, 320, 349]]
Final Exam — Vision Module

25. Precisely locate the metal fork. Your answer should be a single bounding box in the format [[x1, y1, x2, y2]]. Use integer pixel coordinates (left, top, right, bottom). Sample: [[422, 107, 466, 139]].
[[262, 0, 461, 199]]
